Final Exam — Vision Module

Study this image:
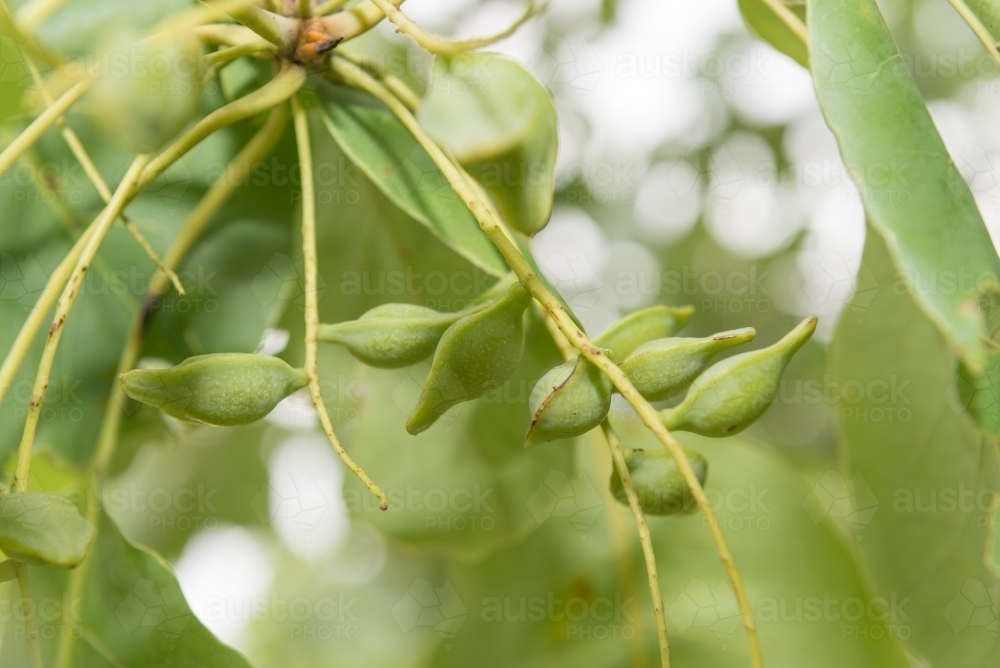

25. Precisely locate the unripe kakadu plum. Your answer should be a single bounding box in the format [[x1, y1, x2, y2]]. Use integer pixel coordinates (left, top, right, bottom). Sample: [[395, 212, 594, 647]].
[[90, 27, 204, 150], [319, 304, 462, 368], [610, 447, 708, 515], [620, 328, 756, 402], [526, 357, 611, 444], [661, 316, 817, 437], [407, 284, 531, 434], [120, 353, 308, 427]]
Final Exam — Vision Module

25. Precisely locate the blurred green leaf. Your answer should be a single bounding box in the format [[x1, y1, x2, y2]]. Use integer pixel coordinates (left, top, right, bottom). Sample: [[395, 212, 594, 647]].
[[316, 82, 508, 277], [29, 509, 252, 668], [829, 228, 1000, 667], [418, 53, 558, 236], [808, 0, 1000, 368], [738, 0, 808, 67], [0, 491, 95, 567]]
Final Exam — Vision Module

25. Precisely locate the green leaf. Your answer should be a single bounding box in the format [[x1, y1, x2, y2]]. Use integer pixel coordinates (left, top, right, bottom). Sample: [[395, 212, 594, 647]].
[[0, 491, 95, 568], [829, 228, 1000, 667], [418, 53, 558, 236], [315, 82, 508, 277], [429, 435, 910, 667], [963, 0, 1000, 38], [808, 0, 1000, 368], [737, 0, 809, 67], [31, 509, 253, 668], [0, 20, 25, 124]]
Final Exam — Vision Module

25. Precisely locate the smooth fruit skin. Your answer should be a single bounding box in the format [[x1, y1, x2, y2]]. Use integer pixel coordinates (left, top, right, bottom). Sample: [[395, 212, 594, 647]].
[[621, 328, 756, 402], [120, 353, 308, 427], [319, 304, 461, 368], [610, 447, 708, 515], [90, 28, 204, 150], [595, 305, 694, 362], [407, 284, 531, 434], [661, 316, 817, 437], [526, 356, 612, 445]]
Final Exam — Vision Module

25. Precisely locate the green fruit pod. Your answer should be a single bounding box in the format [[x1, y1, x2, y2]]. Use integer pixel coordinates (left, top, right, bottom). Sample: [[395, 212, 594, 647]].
[[596, 305, 694, 362], [90, 28, 204, 150], [610, 447, 708, 515], [661, 316, 817, 437], [407, 283, 531, 434], [319, 304, 462, 369], [621, 327, 756, 402], [526, 356, 612, 445], [120, 353, 308, 427]]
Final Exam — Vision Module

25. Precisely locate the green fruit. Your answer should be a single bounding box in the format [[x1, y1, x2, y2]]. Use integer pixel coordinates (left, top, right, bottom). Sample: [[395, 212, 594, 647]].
[[595, 305, 694, 362], [661, 316, 817, 437], [90, 28, 204, 150], [526, 356, 612, 445], [621, 327, 756, 402], [610, 447, 707, 515], [407, 283, 531, 434], [0, 492, 96, 568], [319, 304, 462, 368], [120, 353, 308, 427]]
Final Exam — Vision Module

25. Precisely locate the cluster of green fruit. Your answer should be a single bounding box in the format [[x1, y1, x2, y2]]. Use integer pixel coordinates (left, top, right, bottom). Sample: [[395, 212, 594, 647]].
[[120, 278, 816, 517]]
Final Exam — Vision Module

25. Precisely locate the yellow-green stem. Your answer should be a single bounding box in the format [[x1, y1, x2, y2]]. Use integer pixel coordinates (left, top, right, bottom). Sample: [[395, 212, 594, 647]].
[[14, 563, 44, 668], [329, 55, 762, 667], [13, 155, 150, 493], [538, 307, 669, 668], [292, 94, 388, 509], [55, 105, 290, 668], [367, 0, 542, 56], [0, 79, 91, 178], [947, 0, 1000, 69]]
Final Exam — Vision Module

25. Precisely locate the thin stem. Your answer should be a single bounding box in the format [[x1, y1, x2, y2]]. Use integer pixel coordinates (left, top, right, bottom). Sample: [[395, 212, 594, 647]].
[[192, 23, 271, 48], [0, 79, 91, 178], [536, 307, 667, 668], [603, 423, 671, 668], [0, 224, 95, 408], [947, 0, 1000, 70], [24, 56, 185, 295], [55, 106, 290, 668], [330, 56, 762, 667], [336, 47, 422, 110], [292, 94, 388, 509], [204, 40, 277, 66], [319, 0, 404, 42], [367, 0, 543, 56], [14, 564, 44, 668], [297, 0, 311, 18], [226, 3, 299, 50], [139, 64, 305, 190], [13, 155, 150, 493], [315, 0, 351, 16], [761, 0, 808, 47]]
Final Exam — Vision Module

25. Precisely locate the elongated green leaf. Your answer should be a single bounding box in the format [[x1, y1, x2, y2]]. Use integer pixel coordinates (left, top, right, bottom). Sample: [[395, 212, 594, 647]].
[[0, 492, 94, 567], [962, 0, 1000, 39], [30, 509, 252, 668], [738, 0, 809, 67], [808, 0, 1000, 367], [418, 53, 558, 236], [830, 228, 1000, 667], [315, 82, 507, 277]]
